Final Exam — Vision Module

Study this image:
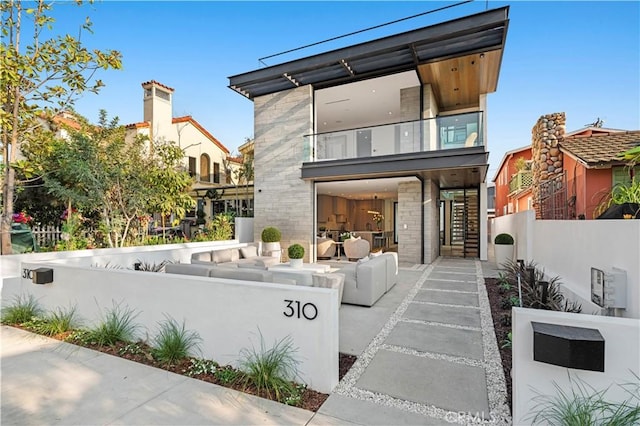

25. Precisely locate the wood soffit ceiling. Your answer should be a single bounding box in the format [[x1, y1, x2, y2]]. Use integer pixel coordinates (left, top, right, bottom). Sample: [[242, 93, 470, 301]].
[[418, 49, 502, 111]]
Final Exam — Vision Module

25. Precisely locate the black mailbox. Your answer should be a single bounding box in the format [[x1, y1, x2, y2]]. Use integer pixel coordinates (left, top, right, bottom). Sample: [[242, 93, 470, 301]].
[[531, 321, 604, 372], [32, 268, 54, 285]]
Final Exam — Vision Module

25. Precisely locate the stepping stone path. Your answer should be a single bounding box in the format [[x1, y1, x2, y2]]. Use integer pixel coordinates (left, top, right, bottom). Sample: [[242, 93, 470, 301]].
[[320, 258, 511, 425]]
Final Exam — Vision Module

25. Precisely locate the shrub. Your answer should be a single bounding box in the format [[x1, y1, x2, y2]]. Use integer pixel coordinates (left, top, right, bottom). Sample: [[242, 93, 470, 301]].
[[23, 305, 79, 336], [85, 302, 140, 346], [239, 331, 300, 403], [526, 371, 640, 425], [1, 294, 42, 325], [287, 244, 304, 259], [186, 358, 218, 377], [215, 365, 242, 385], [494, 233, 514, 245], [152, 315, 202, 365], [261, 227, 281, 243], [134, 259, 172, 272], [501, 331, 513, 349], [500, 259, 582, 313]]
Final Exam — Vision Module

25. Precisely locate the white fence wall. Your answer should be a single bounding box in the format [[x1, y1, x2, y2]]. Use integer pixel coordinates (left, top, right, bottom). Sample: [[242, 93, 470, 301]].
[[4, 261, 339, 393], [492, 215, 640, 318], [491, 210, 535, 261], [1, 240, 243, 281], [512, 308, 640, 425]]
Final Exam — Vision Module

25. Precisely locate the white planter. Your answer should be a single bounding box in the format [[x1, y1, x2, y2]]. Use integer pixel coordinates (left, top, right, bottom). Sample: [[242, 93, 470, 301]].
[[494, 244, 514, 268], [234, 217, 254, 243], [290, 258, 303, 269], [263, 242, 281, 258]]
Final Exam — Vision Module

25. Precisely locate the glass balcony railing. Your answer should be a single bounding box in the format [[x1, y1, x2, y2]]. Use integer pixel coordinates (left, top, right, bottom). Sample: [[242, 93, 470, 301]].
[[303, 111, 483, 162], [509, 170, 533, 194]]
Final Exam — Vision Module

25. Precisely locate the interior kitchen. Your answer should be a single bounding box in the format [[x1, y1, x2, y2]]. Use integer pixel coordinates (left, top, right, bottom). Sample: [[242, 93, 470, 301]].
[[317, 193, 393, 250]]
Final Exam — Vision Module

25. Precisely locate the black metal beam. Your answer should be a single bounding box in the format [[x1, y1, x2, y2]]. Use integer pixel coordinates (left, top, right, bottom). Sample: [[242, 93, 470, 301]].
[[300, 148, 488, 180], [228, 6, 509, 99]]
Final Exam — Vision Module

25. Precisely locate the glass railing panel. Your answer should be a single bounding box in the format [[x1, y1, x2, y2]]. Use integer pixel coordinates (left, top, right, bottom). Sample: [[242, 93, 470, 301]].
[[304, 111, 483, 162]]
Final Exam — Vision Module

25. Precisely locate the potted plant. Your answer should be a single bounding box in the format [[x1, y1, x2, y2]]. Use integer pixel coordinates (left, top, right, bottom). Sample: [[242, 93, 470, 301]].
[[287, 243, 305, 268], [261, 226, 281, 258], [494, 233, 515, 268]]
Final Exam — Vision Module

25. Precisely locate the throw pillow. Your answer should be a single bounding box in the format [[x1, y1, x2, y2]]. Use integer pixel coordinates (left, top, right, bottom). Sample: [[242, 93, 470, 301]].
[[370, 250, 383, 257], [240, 246, 258, 259]]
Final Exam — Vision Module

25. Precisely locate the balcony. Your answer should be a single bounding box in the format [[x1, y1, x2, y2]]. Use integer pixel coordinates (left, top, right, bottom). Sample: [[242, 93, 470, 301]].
[[303, 112, 483, 162], [509, 170, 533, 194]]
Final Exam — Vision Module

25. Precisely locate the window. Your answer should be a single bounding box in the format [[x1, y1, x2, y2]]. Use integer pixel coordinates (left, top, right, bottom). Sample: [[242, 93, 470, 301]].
[[612, 166, 640, 186], [213, 162, 220, 184], [200, 154, 210, 182], [188, 157, 196, 177]]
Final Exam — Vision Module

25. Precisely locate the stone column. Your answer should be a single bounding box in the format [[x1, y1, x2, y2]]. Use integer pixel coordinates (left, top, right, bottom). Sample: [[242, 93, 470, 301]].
[[253, 86, 314, 260], [531, 112, 566, 218], [397, 181, 422, 264]]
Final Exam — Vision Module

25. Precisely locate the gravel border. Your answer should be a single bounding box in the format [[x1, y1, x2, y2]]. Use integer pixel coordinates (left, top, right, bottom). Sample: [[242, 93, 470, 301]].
[[332, 258, 513, 425]]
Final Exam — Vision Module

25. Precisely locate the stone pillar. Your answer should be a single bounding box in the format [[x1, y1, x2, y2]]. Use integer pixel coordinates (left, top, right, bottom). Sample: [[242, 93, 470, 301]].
[[531, 112, 566, 218], [253, 86, 314, 260], [397, 181, 422, 264]]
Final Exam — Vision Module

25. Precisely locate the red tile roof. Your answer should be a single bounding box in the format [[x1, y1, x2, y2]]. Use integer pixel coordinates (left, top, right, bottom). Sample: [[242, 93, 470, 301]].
[[560, 131, 640, 167], [141, 80, 175, 92], [53, 115, 81, 130], [124, 121, 150, 129], [172, 116, 230, 154]]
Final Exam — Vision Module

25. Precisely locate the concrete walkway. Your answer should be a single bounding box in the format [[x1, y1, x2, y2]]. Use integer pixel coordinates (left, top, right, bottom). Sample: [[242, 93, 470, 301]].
[[1, 258, 510, 425]]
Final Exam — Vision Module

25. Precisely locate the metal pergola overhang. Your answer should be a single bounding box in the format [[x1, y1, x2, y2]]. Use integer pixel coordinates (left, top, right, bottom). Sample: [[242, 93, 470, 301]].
[[228, 6, 509, 99]]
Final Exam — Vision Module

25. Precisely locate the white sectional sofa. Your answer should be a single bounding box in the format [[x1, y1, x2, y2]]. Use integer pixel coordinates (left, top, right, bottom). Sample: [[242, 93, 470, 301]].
[[165, 263, 345, 303], [190, 243, 280, 269], [337, 252, 398, 307]]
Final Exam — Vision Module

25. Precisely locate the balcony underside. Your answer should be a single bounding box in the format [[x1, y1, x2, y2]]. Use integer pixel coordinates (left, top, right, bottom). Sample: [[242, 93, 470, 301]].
[[301, 146, 488, 188]]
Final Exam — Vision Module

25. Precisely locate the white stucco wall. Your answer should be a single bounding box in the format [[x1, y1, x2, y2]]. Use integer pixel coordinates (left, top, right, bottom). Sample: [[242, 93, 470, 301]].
[[492, 214, 640, 318], [0, 241, 240, 281], [5, 261, 339, 393], [512, 308, 640, 425]]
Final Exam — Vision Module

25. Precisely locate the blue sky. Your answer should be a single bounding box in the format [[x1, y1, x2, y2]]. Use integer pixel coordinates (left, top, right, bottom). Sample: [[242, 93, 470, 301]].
[[54, 1, 639, 179]]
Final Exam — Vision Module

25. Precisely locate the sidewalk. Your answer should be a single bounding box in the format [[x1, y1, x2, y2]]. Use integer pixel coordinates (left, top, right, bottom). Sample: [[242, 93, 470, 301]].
[[2, 258, 510, 425]]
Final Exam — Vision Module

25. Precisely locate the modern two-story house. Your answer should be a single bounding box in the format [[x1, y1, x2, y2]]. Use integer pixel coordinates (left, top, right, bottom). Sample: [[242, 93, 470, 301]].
[[228, 7, 510, 263]]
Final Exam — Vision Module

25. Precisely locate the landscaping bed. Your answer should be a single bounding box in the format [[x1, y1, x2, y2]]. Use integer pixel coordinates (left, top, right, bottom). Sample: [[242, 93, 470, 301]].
[[1, 295, 357, 413], [484, 277, 513, 412], [7, 324, 357, 412]]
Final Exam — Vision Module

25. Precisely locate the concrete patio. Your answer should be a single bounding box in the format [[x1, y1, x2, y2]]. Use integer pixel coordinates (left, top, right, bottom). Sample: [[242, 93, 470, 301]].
[[1, 257, 510, 425]]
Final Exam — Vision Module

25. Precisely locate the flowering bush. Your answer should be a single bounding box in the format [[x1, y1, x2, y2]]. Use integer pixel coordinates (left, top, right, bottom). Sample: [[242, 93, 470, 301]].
[[12, 212, 33, 224]]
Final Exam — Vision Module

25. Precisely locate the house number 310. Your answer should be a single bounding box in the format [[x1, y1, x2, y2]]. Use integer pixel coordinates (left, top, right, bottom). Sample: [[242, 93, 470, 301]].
[[283, 299, 317, 320]]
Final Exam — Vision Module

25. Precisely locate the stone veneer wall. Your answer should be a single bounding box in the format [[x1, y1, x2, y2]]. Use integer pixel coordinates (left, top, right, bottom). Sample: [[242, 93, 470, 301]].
[[397, 181, 422, 264], [253, 86, 314, 261], [423, 179, 440, 263], [531, 112, 566, 219]]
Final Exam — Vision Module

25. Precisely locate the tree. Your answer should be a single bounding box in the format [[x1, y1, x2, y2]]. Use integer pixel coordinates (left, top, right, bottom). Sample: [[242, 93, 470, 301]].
[[0, 0, 122, 253], [238, 156, 254, 217], [146, 141, 195, 236], [41, 111, 155, 247]]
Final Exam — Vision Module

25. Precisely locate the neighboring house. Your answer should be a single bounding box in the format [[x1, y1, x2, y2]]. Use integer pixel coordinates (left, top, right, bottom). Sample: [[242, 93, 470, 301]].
[[561, 129, 639, 219], [493, 115, 639, 220], [124, 80, 252, 222], [228, 7, 510, 263], [493, 145, 533, 217]]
